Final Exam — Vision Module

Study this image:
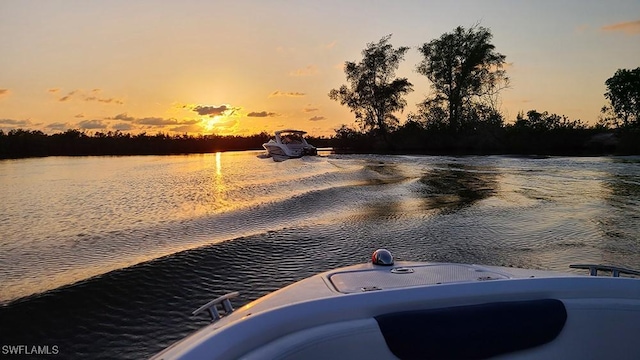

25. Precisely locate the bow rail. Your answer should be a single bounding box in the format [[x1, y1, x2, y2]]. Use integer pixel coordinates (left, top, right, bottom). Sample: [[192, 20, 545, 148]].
[[569, 264, 640, 277], [192, 291, 240, 322]]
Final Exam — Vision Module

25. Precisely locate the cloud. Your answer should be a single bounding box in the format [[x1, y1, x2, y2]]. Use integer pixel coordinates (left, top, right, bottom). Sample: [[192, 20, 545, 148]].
[[112, 123, 135, 131], [214, 117, 239, 128], [84, 96, 124, 104], [47, 88, 60, 93], [111, 113, 136, 121], [58, 90, 78, 102], [0, 118, 31, 126], [173, 118, 222, 133], [309, 116, 326, 121], [324, 41, 337, 49], [269, 91, 306, 98], [45, 122, 70, 131], [56, 89, 123, 104], [290, 65, 318, 77], [189, 104, 234, 116], [138, 117, 200, 127], [602, 20, 640, 35], [0, 89, 10, 98], [137, 117, 178, 126], [74, 113, 85, 118], [78, 119, 107, 129], [170, 124, 202, 133], [303, 107, 319, 113], [247, 111, 278, 117], [108, 113, 198, 128], [209, 117, 240, 133]]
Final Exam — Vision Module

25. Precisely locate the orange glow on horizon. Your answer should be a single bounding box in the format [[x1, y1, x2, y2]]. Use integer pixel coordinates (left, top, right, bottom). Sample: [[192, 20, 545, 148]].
[[202, 117, 220, 132], [3, 1, 637, 138]]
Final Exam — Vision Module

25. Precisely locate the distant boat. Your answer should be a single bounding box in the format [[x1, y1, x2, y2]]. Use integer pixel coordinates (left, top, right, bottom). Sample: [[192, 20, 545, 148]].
[[262, 129, 317, 161]]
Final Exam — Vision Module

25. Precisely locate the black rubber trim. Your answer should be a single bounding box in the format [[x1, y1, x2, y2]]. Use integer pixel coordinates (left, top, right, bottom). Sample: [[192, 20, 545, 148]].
[[375, 299, 567, 360]]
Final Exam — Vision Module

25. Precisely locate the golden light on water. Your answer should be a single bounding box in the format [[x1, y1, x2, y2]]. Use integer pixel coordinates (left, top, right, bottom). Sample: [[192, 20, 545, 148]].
[[215, 152, 222, 176], [213, 152, 229, 210]]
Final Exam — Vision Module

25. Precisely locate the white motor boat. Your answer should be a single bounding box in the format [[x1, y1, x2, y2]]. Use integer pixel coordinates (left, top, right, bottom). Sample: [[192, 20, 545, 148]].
[[152, 249, 640, 360], [262, 130, 317, 161]]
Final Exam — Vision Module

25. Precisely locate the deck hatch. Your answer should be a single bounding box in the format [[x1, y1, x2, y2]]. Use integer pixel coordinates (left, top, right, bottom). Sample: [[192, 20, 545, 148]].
[[329, 264, 509, 293]]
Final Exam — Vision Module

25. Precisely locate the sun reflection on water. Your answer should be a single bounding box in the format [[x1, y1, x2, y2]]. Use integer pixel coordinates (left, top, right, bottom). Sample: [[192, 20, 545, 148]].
[[215, 151, 222, 177]]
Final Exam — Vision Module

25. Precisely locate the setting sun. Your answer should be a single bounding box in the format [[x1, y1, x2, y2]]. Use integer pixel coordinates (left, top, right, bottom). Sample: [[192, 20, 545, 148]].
[[202, 116, 221, 133]]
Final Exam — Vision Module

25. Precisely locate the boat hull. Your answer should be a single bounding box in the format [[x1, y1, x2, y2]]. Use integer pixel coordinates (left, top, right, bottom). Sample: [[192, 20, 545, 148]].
[[262, 144, 316, 160], [261, 130, 317, 161]]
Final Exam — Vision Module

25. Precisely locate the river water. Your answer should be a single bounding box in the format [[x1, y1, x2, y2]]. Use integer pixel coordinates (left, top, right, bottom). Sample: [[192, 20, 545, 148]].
[[1, 152, 639, 359]]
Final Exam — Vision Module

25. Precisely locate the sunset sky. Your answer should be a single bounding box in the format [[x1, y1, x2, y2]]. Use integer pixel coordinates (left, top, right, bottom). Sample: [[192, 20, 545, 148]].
[[1, 1, 639, 137]]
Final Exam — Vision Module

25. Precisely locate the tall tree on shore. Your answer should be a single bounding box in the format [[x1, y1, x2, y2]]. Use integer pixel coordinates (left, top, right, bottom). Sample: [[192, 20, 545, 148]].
[[416, 25, 509, 132], [329, 35, 413, 143], [602, 67, 640, 128]]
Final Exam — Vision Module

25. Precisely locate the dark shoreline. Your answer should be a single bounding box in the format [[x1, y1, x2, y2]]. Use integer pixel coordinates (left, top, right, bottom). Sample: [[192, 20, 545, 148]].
[[1, 128, 639, 160]]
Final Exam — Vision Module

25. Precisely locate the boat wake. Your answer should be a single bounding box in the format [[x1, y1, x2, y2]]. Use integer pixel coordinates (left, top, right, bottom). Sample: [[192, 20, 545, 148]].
[[0, 155, 415, 305]]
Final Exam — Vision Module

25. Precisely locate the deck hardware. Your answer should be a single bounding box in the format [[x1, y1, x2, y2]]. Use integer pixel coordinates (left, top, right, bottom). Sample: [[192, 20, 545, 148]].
[[391, 267, 414, 274], [361, 286, 382, 292], [372, 249, 394, 266], [193, 291, 240, 322], [477, 276, 499, 281], [570, 264, 640, 277]]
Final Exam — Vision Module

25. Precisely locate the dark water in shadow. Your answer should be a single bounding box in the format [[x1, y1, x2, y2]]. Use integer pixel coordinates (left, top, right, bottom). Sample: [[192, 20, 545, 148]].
[[417, 163, 498, 212], [0, 230, 360, 359], [1, 154, 639, 359]]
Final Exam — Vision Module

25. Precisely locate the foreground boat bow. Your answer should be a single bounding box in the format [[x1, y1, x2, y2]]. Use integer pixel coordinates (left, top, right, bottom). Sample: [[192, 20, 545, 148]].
[[152, 249, 640, 360]]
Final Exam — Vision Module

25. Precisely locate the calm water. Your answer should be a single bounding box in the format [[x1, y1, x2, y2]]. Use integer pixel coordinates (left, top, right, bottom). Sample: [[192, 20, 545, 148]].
[[1, 152, 639, 359]]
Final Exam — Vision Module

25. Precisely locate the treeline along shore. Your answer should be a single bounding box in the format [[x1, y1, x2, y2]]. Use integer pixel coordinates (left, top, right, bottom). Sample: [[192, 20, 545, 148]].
[[0, 130, 267, 158], [333, 114, 639, 156], [0, 120, 638, 159]]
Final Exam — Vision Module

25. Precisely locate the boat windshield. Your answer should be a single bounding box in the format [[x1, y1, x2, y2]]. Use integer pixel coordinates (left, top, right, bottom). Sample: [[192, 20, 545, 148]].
[[281, 133, 304, 144]]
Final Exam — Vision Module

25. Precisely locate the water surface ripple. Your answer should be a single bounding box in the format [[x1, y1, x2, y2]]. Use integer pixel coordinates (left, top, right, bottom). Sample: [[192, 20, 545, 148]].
[[1, 153, 639, 359]]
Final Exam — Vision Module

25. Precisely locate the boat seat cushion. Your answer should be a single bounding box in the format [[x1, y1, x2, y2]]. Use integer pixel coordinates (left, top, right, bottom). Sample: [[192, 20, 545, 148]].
[[239, 318, 398, 360], [375, 299, 567, 360]]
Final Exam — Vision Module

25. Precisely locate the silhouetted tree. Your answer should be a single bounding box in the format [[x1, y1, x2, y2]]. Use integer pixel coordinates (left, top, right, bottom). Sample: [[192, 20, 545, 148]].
[[331, 124, 370, 151], [602, 67, 640, 128], [506, 110, 592, 154], [513, 110, 585, 131], [416, 25, 509, 132], [410, 101, 449, 132], [329, 35, 413, 144]]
